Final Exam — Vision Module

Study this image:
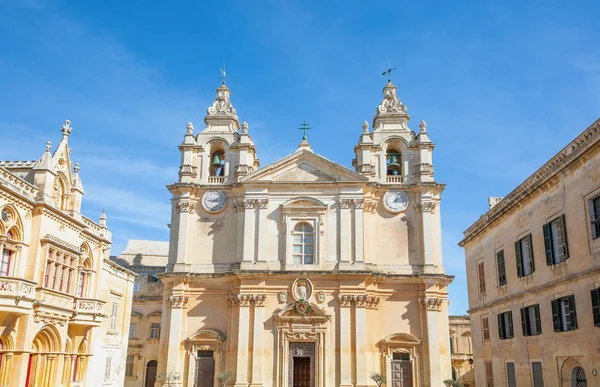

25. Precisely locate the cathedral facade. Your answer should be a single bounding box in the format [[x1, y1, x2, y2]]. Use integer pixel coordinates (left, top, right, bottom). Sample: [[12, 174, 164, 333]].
[[156, 80, 452, 387]]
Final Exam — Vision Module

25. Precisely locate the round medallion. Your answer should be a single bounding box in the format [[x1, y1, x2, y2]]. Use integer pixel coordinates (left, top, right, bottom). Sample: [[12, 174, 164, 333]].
[[292, 278, 313, 301], [383, 190, 409, 213], [202, 190, 227, 213]]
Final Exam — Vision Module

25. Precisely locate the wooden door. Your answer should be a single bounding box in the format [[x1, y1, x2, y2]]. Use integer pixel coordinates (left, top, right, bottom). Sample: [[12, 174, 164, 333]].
[[293, 357, 311, 387], [391, 360, 412, 387], [145, 360, 157, 387], [194, 356, 215, 387]]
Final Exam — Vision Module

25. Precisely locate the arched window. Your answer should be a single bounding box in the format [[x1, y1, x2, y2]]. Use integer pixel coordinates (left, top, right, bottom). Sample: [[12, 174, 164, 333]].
[[386, 149, 401, 176], [209, 150, 225, 177], [292, 222, 314, 265], [76, 244, 93, 298]]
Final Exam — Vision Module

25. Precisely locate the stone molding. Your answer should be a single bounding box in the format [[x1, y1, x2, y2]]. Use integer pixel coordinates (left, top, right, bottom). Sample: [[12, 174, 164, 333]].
[[278, 290, 288, 304], [176, 201, 196, 214], [419, 297, 444, 312], [168, 295, 189, 308], [413, 163, 434, 176], [416, 202, 436, 213], [339, 199, 351, 209], [284, 331, 320, 341], [226, 293, 267, 307], [33, 310, 70, 326], [338, 294, 381, 309], [460, 119, 599, 246], [178, 164, 198, 178], [315, 291, 325, 304]]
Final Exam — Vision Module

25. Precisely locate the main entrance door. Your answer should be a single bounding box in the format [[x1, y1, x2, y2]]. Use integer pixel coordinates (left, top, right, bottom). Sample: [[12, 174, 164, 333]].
[[391, 353, 412, 387], [145, 360, 157, 387], [293, 357, 311, 387], [194, 350, 215, 387]]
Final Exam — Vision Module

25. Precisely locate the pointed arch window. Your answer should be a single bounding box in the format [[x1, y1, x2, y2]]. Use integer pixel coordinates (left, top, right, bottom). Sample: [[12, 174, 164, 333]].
[[386, 149, 402, 176], [209, 150, 225, 177], [44, 248, 77, 293], [292, 222, 314, 264]]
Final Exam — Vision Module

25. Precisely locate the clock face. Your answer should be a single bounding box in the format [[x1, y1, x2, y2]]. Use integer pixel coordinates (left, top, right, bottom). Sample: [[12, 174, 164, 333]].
[[202, 190, 227, 213], [383, 190, 409, 213]]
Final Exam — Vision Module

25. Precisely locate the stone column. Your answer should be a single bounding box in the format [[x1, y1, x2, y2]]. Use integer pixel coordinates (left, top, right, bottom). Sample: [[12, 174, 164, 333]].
[[339, 295, 352, 387], [235, 296, 251, 387], [421, 297, 444, 387], [242, 200, 256, 266], [256, 200, 268, 262], [173, 197, 193, 272], [339, 200, 351, 263], [250, 294, 266, 387], [164, 295, 188, 386], [355, 295, 368, 387], [353, 200, 364, 263]]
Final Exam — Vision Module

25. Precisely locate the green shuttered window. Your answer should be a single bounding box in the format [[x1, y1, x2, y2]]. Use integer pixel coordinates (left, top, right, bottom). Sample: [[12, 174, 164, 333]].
[[543, 215, 569, 265]]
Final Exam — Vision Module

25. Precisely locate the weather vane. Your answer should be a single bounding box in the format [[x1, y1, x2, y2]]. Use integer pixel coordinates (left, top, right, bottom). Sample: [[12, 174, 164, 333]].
[[298, 121, 311, 141], [382, 67, 396, 82], [219, 66, 228, 84]]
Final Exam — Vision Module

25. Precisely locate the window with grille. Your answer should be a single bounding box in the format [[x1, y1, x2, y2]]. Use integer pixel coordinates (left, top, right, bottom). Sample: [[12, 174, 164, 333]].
[[109, 302, 119, 331], [292, 222, 314, 264], [543, 215, 569, 265], [485, 361, 494, 387], [104, 357, 112, 380], [150, 323, 161, 339], [515, 234, 535, 277], [482, 316, 490, 341], [497, 311, 514, 340], [44, 248, 77, 294], [129, 322, 137, 339], [477, 261, 486, 295], [125, 355, 134, 377], [520, 304, 542, 336], [551, 295, 577, 332], [496, 249, 507, 286]]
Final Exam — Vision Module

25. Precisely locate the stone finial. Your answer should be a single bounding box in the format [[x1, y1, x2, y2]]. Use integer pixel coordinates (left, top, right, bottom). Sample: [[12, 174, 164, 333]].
[[207, 84, 237, 117], [45, 141, 52, 152], [376, 82, 407, 116], [362, 120, 369, 134], [419, 120, 427, 132], [186, 122, 194, 135], [241, 121, 249, 134], [99, 209, 107, 227], [61, 120, 72, 136], [73, 163, 80, 173]]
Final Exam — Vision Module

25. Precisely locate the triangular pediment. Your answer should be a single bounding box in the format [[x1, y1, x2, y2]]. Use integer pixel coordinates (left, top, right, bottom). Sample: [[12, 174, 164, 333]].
[[241, 150, 368, 183]]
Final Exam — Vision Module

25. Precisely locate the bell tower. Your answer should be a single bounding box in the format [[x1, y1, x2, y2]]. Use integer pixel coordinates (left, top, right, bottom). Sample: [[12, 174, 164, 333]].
[[353, 80, 435, 185]]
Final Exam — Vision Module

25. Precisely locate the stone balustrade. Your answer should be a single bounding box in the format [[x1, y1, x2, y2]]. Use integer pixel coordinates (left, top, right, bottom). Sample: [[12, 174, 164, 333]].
[[208, 176, 225, 184]]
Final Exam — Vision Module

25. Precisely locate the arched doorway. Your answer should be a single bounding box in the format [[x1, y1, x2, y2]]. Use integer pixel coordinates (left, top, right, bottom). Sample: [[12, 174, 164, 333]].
[[145, 360, 157, 387], [26, 326, 60, 387], [571, 366, 587, 387]]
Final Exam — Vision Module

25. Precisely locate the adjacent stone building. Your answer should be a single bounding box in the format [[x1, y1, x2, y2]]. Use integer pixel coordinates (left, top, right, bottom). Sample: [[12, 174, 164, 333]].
[[448, 316, 473, 387], [0, 122, 136, 387], [459, 119, 600, 387], [148, 79, 453, 387]]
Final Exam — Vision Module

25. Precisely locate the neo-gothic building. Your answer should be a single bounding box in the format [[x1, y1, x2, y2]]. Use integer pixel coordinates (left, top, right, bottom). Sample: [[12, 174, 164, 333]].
[[156, 80, 453, 387], [0, 122, 135, 387]]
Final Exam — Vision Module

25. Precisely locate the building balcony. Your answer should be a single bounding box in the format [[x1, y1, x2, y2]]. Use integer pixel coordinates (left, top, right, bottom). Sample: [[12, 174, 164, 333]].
[[386, 175, 403, 183], [71, 297, 106, 326], [208, 176, 225, 184], [0, 276, 37, 313]]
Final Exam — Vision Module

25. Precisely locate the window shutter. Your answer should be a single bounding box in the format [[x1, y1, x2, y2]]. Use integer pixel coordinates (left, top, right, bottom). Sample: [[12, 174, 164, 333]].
[[591, 289, 600, 327], [507, 311, 514, 338], [543, 222, 554, 265], [497, 314, 504, 340], [520, 308, 528, 336], [497, 250, 506, 285], [528, 234, 535, 272], [560, 215, 569, 259], [515, 241, 523, 277], [534, 304, 542, 334], [568, 295, 577, 329], [551, 300, 560, 332]]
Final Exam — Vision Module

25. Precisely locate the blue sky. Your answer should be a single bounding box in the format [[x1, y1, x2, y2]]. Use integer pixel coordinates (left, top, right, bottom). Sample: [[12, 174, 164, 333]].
[[1, 0, 598, 315]]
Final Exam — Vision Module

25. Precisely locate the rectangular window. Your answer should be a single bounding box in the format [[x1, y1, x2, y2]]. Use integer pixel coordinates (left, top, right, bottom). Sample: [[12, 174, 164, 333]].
[[485, 361, 494, 387], [515, 234, 535, 277], [506, 362, 517, 387], [110, 302, 119, 331], [129, 322, 137, 338], [77, 272, 85, 297], [150, 323, 161, 339], [496, 249, 507, 286], [449, 337, 454, 353], [104, 357, 112, 380], [520, 304, 542, 336], [543, 215, 569, 265], [477, 261, 486, 295], [551, 295, 578, 332], [133, 282, 140, 292], [532, 362, 544, 387], [591, 196, 600, 239], [592, 288, 600, 327], [0, 249, 11, 276], [497, 311, 514, 340], [125, 355, 134, 377], [482, 317, 490, 341]]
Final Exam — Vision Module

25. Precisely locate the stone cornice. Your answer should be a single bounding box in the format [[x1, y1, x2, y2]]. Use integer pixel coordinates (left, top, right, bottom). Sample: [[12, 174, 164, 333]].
[[460, 119, 600, 246]]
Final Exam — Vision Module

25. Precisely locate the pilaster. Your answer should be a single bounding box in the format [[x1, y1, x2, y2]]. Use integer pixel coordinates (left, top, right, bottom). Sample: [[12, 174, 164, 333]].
[[241, 199, 256, 267], [256, 199, 268, 262], [172, 194, 194, 272], [418, 197, 437, 273], [354, 299, 368, 387], [250, 294, 266, 387], [420, 295, 445, 387], [339, 199, 351, 263], [338, 295, 352, 387], [353, 199, 364, 263], [164, 293, 189, 387]]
